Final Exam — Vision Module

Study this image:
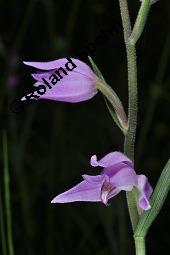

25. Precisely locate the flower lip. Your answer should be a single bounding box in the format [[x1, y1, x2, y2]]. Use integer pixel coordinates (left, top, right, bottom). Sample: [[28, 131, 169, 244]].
[[101, 181, 115, 205]]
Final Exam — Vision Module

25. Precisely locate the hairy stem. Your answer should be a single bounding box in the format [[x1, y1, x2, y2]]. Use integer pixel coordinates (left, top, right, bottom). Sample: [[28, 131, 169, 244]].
[[124, 44, 138, 162], [118, 0, 139, 231]]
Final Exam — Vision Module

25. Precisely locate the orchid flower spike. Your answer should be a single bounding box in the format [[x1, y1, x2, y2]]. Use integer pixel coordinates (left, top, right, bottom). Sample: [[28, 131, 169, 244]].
[[51, 152, 153, 211], [22, 58, 99, 103]]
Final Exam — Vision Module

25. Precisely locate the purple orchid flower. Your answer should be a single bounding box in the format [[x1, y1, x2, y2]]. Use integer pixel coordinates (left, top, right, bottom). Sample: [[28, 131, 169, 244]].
[[22, 58, 99, 103], [51, 152, 153, 211]]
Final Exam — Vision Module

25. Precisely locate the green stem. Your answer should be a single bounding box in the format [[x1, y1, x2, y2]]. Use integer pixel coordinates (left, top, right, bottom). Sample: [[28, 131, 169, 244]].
[[118, 0, 131, 42], [118, 0, 139, 231], [3, 131, 14, 255], [124, 44, 138, 162], [134, 237, 145, 255]]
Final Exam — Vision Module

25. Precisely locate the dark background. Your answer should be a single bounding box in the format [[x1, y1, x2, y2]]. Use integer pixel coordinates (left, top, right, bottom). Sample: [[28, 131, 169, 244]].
[[0, 0, 170, 255]]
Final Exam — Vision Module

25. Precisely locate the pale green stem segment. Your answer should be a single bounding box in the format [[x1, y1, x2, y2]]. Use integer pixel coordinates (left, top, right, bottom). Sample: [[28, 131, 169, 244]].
[[134, 237, 146, 255], [3, 131, 14, 255], [129, 0, 151, 46], [96, 81, 128, 133], [118, 0, 139, 232]]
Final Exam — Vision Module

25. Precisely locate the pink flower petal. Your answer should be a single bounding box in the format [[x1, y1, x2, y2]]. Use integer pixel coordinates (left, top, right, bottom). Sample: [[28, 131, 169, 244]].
[[109, 165, 137, 188], [82, 174, 107, 183], [31, 71, 54, 81], [90, 152, 133, 168], [23, 58, 95, 77], [51, 180, 104, 203], [23, 58, 98, 103], [137, 175, 153, 210], [28, 74, 97, 103]]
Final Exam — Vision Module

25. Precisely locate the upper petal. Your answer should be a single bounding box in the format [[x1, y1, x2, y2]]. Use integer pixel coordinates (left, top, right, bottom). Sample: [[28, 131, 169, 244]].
[[90, 152, 133, 168], [23, 58, 96, 78], [82, 174, 107, 183], [31, 71, 54, 81], [108, 165, 137, 188], [51, 180, 104, 203]]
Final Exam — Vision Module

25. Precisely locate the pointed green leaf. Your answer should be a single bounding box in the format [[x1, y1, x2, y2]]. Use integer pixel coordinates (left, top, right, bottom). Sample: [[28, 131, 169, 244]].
[[104, 98, 127, 134], [88, 56, 105, 82], [135, 159, 170, 237]]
